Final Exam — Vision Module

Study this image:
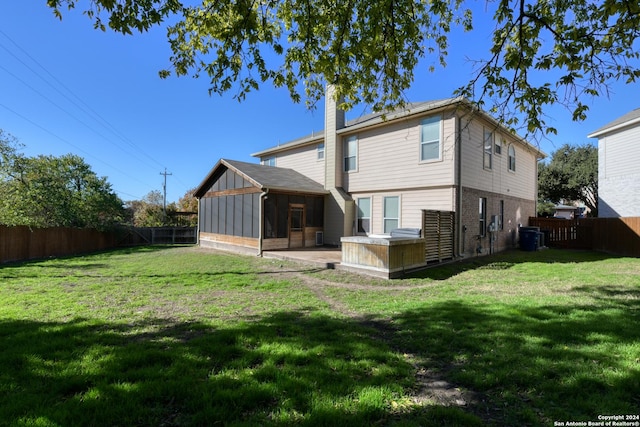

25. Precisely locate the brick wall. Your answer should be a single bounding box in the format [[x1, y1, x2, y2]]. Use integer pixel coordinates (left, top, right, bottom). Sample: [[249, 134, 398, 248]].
[[458, 187, 535, 257]]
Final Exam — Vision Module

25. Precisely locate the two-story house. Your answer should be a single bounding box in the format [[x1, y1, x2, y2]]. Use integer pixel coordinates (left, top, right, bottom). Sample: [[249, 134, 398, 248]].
[[194, 86, 545, 259], [588, 107, 640, 218]]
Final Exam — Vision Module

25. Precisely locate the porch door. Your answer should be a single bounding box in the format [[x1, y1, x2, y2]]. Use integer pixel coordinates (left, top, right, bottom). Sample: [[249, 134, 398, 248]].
[[288, 204, 305, 249]]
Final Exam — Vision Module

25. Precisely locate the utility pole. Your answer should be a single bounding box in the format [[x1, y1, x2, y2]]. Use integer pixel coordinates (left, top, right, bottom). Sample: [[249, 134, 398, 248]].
[[160, 168, 172, 221]]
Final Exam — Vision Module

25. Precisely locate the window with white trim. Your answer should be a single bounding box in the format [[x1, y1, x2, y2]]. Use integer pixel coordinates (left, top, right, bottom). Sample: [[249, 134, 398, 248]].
[[357, 197, 371, 234], [508, 145, 516, 172], [383, 196, 399, 233], [483, 128, 493, 169], [317, 143, 325, 160], [344, 136, 357, 172], [495, 137, 503, 155], [479, 197, 487, 237], [420, 116, 441, 161], [262, 156, 276, 167]]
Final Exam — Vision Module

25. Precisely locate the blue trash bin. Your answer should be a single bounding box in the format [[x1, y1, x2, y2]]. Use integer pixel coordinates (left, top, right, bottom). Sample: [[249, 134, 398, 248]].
[[519, 227, 540, 251]]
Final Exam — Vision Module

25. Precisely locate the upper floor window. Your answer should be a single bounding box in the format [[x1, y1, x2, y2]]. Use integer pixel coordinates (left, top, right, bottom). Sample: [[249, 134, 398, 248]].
[[344, 136, 358, 172], [420, 116, 441, 161], [508, 145, 516, 172], [483, 128, 493, 169], [317, 143, 325, 160], [495, 137, 503, 155], [262, 156, 276, 167]]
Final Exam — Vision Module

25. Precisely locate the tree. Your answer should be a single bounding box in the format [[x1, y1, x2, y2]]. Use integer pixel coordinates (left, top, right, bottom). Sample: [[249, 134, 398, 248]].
[[124, 190, 166, 227], [178, 188, 198, 213], [47, 0, 640, 139], [0, 131, 126, 229], [538, 143, 598, 216]]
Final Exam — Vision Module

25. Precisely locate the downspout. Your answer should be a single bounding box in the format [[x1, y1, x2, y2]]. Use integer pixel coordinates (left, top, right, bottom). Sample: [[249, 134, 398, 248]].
[[258, 189, 269, 256], [456, 115, 463, 257], [196, 197, 201, 246], [534, 158, 539, 220]]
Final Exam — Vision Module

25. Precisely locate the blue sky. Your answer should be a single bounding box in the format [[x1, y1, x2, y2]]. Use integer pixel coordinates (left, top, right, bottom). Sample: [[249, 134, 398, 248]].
[[0, 2, 636, 204]]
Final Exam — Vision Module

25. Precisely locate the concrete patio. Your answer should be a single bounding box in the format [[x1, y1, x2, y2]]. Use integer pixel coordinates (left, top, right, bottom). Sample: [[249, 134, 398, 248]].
[[262, 247, 342, 269]]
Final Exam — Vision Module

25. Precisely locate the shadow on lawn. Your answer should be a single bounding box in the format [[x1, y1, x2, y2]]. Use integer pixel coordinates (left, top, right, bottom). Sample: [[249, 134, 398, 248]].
[[407, 249, 625, 281], [1, 300, 638, 426]]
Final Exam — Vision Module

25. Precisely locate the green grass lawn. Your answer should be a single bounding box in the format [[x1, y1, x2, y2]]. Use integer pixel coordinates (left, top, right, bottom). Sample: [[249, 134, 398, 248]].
[[1, 246, 638, 426]]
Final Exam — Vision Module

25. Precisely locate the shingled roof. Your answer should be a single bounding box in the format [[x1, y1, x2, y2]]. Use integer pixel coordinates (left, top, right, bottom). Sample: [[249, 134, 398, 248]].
[[194, 159, 327, 198], [588, 107, 640, 138]]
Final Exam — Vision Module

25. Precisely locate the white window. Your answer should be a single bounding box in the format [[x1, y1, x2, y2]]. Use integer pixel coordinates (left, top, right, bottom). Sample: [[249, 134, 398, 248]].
[[420, 116, 441, 161], [508, 145, 516, 172], [495, 137, 503, 155], [483, 128, 493, 169], [357, 197, 371, 234], [479, 197, 487, 237], [383, 196, 399, 233], [262, 156, 276, 166], [344, 136, 357, 172], [317, 143, 325, 160]]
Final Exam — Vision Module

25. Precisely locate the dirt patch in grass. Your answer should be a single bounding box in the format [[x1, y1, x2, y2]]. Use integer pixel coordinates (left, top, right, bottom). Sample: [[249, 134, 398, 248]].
[[278, 268, 482, 413]]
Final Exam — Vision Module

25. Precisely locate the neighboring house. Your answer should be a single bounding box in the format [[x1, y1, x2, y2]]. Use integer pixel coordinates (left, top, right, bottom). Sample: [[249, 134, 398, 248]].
[[588, 107, 640, 218], [194, 86, 545, 258], [554, 204, 578, 219]]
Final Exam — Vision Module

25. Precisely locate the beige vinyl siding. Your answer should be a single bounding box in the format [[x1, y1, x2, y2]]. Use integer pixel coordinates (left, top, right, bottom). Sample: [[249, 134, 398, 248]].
[[267, 142, 326, 185], [341, 114, 456, 193], [460, 119, 537, 200], [352, 188, 455, 235]]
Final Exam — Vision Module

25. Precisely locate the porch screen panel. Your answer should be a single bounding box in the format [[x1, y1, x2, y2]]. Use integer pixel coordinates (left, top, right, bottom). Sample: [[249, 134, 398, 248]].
[[264, 197, 276, 238], [233, 195, 243, 236], [305, 196, 324, 227], [226, 195, 234, 235], [202, 198, 211, 233], [277, 194, 288, 238], [242, 193, 253, 237], [211, 197, 219, 234], [199, 199, 207, 232], [218, 196, 226, 234]]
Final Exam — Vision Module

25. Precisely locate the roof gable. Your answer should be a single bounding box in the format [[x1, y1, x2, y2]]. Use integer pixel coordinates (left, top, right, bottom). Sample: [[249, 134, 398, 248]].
[[194, 159, 327, 198]]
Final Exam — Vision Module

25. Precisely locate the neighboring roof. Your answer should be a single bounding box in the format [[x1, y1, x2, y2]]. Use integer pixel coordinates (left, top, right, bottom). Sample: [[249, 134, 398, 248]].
[[555, 204, 577, 210], [588, 107, 640, 138], [252, 97, 546, 159], [193, 158, 328, 198]]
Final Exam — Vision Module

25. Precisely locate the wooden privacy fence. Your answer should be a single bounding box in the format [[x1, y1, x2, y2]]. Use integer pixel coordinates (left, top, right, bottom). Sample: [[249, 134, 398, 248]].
[[528, 217, 640, 257], [0, 226, 118, 264], [0, 226, 197, 264]]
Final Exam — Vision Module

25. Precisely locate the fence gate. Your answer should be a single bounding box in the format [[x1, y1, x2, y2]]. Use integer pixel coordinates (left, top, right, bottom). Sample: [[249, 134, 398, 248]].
[[422, 210, 455, 263]]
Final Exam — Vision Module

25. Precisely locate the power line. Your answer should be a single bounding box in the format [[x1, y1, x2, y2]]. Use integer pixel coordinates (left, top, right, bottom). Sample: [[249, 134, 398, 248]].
[[0, 102, 156, 193], [0, 29, 168, 172]]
